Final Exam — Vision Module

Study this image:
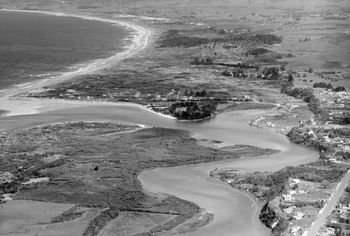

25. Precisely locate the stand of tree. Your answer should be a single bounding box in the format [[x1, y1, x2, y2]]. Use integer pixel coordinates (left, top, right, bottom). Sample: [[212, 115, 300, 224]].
[[262, 67, 279, 80], [281, 81, 321, 116], [259, 202, 287, 235], [169, 101, 217, 120]]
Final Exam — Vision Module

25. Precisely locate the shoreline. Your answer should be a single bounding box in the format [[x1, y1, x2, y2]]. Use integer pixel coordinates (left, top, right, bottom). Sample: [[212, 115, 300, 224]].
[[0, 9, 152, 117], [0, 96, 176, 119]]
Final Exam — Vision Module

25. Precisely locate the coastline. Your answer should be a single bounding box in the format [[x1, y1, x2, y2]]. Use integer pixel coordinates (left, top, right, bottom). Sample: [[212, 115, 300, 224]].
[[0, 9, 153, 117]]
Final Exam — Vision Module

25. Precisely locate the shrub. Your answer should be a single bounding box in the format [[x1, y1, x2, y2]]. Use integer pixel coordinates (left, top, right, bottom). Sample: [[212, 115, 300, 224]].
[[221, 70, 232, 76], [251, 34, 282, 45], [313, 82, 333, 89], [169, 101, 217, 120], [334, 86, 346, 92], [246, 48, 270, 56]]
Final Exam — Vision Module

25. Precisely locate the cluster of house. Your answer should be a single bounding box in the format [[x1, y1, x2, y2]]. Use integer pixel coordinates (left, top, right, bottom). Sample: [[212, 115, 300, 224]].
[[296, 123, 350, 163], [333, 203, 350, 223], [289, 226, 304, 236], [282, 177, 339, 236], [318, 90, 350, 108], [317, 90, 350, 125], [282, 179, 307, 221], [320, 202, 350, 236]]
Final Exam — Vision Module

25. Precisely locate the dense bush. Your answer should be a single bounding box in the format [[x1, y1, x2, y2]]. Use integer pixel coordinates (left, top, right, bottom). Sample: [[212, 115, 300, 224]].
[[251, 34, 282, 45], [246, 48, 270, 56], [308, 96, 321, 115], [259, 202, 287, 234], [331, 113, 350, 125], [283, 87, 314, 101], [262, 67, 279, 80], [313, 82, 333, 89], [221, 70, 232, 76], [334, 86, 346, 92], [281, 83, 321, 116], [169, 101, 217, 120]]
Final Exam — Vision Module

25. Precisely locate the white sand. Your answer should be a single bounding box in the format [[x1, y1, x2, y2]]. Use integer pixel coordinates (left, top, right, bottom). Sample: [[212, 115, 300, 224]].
[[0, 9, 175, 120]]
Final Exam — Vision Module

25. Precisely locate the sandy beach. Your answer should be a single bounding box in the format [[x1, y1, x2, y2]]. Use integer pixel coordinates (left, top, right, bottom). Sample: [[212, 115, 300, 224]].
[[0, 9, 152, 117]]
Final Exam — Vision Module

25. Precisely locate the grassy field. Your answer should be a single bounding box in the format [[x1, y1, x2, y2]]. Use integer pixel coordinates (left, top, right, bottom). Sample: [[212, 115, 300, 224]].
[[0, 200, 101, 236]]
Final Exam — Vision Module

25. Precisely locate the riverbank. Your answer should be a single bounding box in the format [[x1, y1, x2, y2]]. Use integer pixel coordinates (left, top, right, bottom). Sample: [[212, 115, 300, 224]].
[[214, 123, 350, 235], [0, 121, 278, 236]]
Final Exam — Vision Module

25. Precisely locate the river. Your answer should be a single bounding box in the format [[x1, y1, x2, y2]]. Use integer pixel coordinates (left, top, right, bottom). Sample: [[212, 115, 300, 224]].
[[0, 103, 319, 236]]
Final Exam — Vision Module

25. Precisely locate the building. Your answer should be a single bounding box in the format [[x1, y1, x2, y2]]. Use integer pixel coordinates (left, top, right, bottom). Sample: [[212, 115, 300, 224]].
[[283, 206, 296, 214], [290, 178, 300, 188], [290, 226, 302, 236], [282, 194, 293, 202], [294, 212, 304, 220]]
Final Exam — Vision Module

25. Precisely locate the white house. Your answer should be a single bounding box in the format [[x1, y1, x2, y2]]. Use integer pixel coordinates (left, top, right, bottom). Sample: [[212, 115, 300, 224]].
[[294, 212, 304, 220], [283, 206, 296, 214], [282, 194, 293, 202]]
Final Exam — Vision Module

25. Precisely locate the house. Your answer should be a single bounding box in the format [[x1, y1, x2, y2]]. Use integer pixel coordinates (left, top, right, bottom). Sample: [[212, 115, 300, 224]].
[[283, 206, 296, 214], [289, 190, 297, 195], [308, 130, 315, 135], [294, 212, 304, 220], [323, 135, 331, 143], [290, 226, 301, 236], [323, 227, 335, 235], [290, 178, 300, 188], [282, 194, 293, 202], [340, 212, 349, 222], [271, 220, 279, 229], [329, 158, 341, 163]]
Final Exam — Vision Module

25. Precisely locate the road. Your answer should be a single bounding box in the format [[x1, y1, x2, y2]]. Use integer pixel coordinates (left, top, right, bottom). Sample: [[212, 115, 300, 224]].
[[305, 169, 350, 236]]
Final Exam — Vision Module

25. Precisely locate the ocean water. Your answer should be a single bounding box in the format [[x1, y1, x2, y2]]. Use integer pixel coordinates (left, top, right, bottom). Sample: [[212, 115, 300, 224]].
[[0, 11, 129, 89]]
